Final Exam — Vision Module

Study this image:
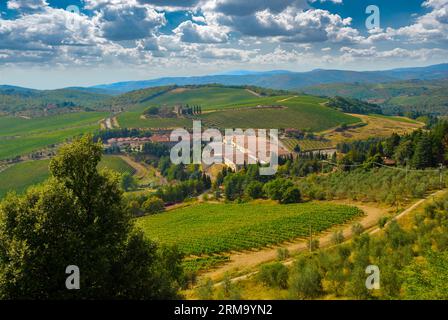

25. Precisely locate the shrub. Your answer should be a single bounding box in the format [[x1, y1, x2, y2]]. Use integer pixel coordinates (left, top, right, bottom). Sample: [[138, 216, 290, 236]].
[[195, 278, 214, 300], [378, 216, 388, 228], [245, 181, 264, 199], [351, 223, 364, 237], [142, 196, 164, 215], [277, 248, 290, 261], [331, 230, 345, 245], [289, 257, 323, 299], [280, 186, 301, 204], [310, 239, 320, 251], [258, 262, 289, 289]]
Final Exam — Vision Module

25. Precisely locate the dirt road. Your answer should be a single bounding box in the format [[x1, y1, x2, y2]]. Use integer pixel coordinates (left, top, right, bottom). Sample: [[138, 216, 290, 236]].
[[205, 190, 446, 285], [119, 155, 167, 185], [202, 202, 386, 281]]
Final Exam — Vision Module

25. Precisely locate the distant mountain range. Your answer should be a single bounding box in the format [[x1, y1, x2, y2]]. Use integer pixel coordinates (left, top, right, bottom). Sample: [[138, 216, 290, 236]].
[[90, 63, 448, 94]]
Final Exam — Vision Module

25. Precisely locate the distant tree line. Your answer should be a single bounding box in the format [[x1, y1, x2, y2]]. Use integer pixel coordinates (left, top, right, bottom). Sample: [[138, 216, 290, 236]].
[[327, 96, 383, 115], [213, 162, 302, 204], [337, 121, 448, 169], [94, 128, 152, 142]]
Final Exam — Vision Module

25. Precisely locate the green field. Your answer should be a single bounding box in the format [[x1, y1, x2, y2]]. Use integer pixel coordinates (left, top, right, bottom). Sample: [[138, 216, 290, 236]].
[[0, 160, 50, 198], [136, 201, 363, 256], [117, 112, 191, 129], [147, 87, 259, 111], [0, 155, 134, 198], [199, 96, 359, 131], [117, 87, 359, 131], [0, 112, 107, 160], [368, 114, 422, 124]]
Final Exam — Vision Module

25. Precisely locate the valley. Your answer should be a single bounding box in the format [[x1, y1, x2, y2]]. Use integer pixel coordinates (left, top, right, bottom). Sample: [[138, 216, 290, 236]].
[[1, 74, 447, 301]]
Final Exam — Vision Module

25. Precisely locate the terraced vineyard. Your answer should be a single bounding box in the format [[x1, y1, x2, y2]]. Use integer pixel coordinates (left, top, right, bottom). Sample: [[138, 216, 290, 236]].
[[282, 138, 334, 152], [136, 201, 363, 256]]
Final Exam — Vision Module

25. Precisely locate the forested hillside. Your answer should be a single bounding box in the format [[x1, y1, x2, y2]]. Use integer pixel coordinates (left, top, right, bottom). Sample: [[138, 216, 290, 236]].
[[302, 79, 448, 116], [0, 86, 110, 116]]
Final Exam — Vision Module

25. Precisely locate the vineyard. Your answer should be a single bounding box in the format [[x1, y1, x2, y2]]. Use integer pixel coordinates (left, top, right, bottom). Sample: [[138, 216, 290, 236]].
[[116, 86, 359, 131], [136, 201, 363, 256], [198, 96, 358, 131], [282, 138, 334, 152], [99, 155, 136, 175]]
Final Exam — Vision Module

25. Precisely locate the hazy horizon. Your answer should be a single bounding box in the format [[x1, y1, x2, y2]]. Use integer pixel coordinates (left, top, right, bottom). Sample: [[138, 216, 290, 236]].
[[1, 61, 447, 91]]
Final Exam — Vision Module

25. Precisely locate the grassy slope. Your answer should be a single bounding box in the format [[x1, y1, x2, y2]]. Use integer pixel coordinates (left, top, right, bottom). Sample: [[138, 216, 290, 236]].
[[0, 160, 50, 198], [136, 201, 362, 256], [117, 87, 359, 131], [0, 155, 134, 198], [147, 87, 258, 111], [199, 96, 359, 131], [0, 112, 106, 160], [322, 113, 424, 145]]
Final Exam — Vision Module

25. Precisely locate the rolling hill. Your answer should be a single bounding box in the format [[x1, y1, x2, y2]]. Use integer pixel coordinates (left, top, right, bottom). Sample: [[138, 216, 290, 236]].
[[301, 79, 448, 115], [0, 85, 111, 116], [115, 85, 360, 131], [0, 155, 135, 198], [90, 63, 448, 94]]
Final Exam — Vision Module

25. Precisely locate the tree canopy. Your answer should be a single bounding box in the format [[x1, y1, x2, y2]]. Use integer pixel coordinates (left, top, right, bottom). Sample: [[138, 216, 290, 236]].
[[0, 135, 183, 299]]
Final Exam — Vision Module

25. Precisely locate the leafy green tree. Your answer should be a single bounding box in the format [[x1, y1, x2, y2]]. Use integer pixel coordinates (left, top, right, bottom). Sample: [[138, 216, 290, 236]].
[[0, 135, 183, 299], [121, 172, 137, 191], [218, 274, 242, 300], [258, 262, 289, 289], [127, 199, 143, 216], [289, 257, 323, 299], [347, 234, 372, 299], [223, 173, 245, 201], [145, 106, 159, 116], [280, 186, 301, 204], [402, 251, 448, 299], [263, 178, 294, 201], [245, 181, 264, 199], [195, 278, 214, 299], [142, 196, 165, 215], [412, 134, 434, 169], [393, 139, 413, 165]]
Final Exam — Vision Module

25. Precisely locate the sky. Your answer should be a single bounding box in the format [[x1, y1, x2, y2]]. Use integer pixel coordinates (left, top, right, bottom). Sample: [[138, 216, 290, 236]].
[[0, 0, 447, 89]]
